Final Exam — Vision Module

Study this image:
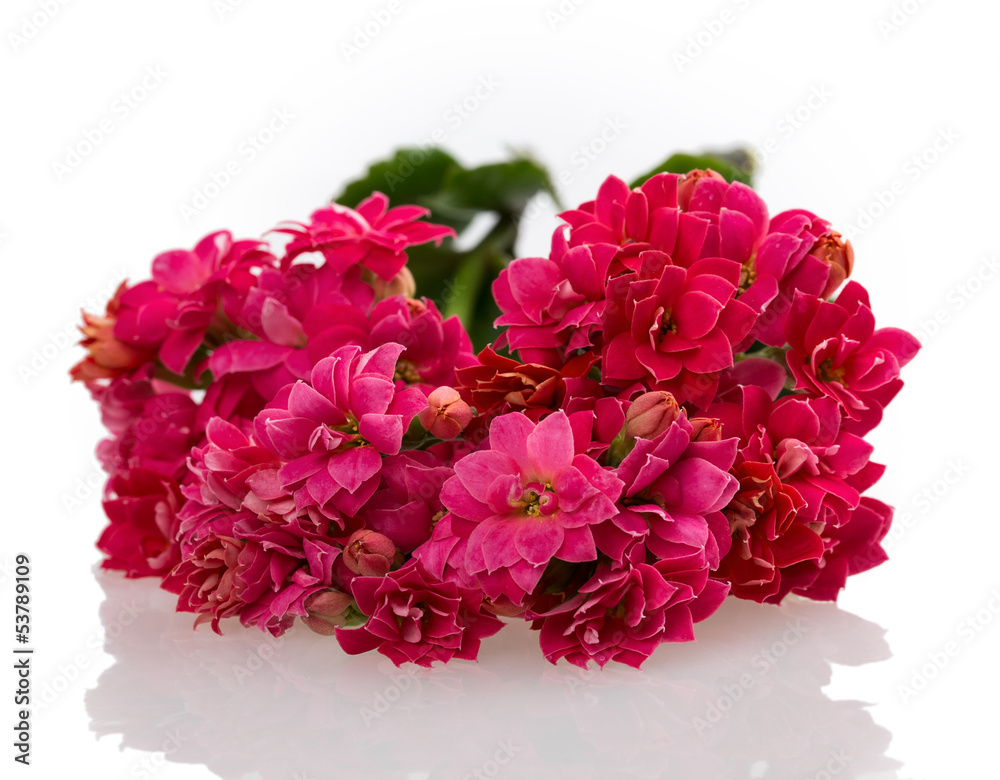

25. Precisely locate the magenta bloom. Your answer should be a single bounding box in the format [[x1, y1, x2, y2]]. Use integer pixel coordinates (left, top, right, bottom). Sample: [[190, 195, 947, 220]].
[[560, 171, 768, 270], [275, 192, 454, 281], [163, 511, 341, 636], [596, 399, 738, 568], [114, 231, 275, 374], [493, 239, 618, 365], [530, 558, 728, 668], [441, 411, 623, 605], [335, 560, 504, 666], [252, 343, 427, 520], [602, 251, 757, 407], [98, 468, 182, 578], [785, 282, 920, 435]]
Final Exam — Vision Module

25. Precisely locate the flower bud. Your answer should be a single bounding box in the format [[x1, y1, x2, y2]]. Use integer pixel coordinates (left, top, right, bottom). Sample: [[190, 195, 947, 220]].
[[302, 589, 354, 635], [810, 230, 854, 298], [69, 281, 155, 382], [677, 168, 727, 210], [624, 392, 681, 440], [343, 529, 396, 576], [418, 386, 473, 440], [688, 417, 723, 442], [368, 266, 417, 301]]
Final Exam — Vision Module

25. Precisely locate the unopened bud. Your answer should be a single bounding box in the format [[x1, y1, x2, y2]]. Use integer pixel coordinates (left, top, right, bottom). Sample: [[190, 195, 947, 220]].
[[418, 386, 473, 440], [344, 529, 396, 576]]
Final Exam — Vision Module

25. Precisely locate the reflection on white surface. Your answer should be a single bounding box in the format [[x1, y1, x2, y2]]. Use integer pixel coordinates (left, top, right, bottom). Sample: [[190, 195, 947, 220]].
[[86, 571, 902, 780]]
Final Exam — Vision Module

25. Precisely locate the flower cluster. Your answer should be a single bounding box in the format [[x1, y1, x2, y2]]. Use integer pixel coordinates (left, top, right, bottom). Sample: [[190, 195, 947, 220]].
[[74, 169, 918, 668]]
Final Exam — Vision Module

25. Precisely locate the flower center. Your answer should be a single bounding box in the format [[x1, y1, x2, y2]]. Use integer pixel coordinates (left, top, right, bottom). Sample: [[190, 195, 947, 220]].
[[738, 260, 757, 293], [394, 359, 422, 384], [518, 481, 557, 517], [817, 358, 845, 384]]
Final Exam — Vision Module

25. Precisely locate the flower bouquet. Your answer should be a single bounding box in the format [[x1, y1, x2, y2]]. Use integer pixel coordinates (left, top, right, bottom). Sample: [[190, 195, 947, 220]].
[[72, 148, 919, 668]]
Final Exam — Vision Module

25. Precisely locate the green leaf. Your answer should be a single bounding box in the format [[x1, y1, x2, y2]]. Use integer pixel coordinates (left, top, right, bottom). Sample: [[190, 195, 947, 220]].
[[335, 147, 465, 219], [630, 149, 756, 189], [428, 156, 559, 217]]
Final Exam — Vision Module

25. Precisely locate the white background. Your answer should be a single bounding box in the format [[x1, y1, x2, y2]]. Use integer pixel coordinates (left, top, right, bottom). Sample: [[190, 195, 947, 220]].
[[3, 1, 998, 778]]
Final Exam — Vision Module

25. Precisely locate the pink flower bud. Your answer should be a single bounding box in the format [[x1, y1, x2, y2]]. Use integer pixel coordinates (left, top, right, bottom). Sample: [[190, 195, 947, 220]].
[[302, 589, 354, 635], [810, 230, 855, 298], [418, 386, 473, 440], [688, 416, 723, 442], [624, 392, 682, 440], [343, 529, 396, 576]]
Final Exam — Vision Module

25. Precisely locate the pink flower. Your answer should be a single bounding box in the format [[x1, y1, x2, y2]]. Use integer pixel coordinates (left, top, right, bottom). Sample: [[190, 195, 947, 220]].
[[493, 239, 618, 365], [98, 468, 182, 578], [70, 282, 157, 384], [334, 560, 504, 666], [163, 511, 341, 636], [559, 171, 769, 270], [596, 398, 738, 567], [785, 282, 920, 435], [441, 411, 623, 605], [602, 251, 757, 408], [114, 231, 275, 374], [529, 557, 728, 668], [359, 449, 454, 553], [275, 192, 454, 281], [782, 496, 894, 601], [252, 343, 427, 520]]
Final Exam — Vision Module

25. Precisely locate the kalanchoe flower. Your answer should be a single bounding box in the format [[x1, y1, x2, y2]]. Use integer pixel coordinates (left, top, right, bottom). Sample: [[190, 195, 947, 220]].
[[775, 496, 894, 602], [252, 342, 427, 520], [343, 529, 397, 576], [370, 296, 478, 391], [709, 385, 881, 602], [275, 192, 454, 281], [360, 449, 454, 553], [602, 251, 757, 408], [784, 282, 920, 435], [596, 397, 738, 568], [163, 511, 341, 636], [529, 554, 729, 669], [493, 239, 619, 365], [441, 411, 624, 605], [98, 468, 182, 578], [335, 559, 504, 666], [114, 231, 276, 374], [70, 282, 157, 384], [418, 386, 473, 440]]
